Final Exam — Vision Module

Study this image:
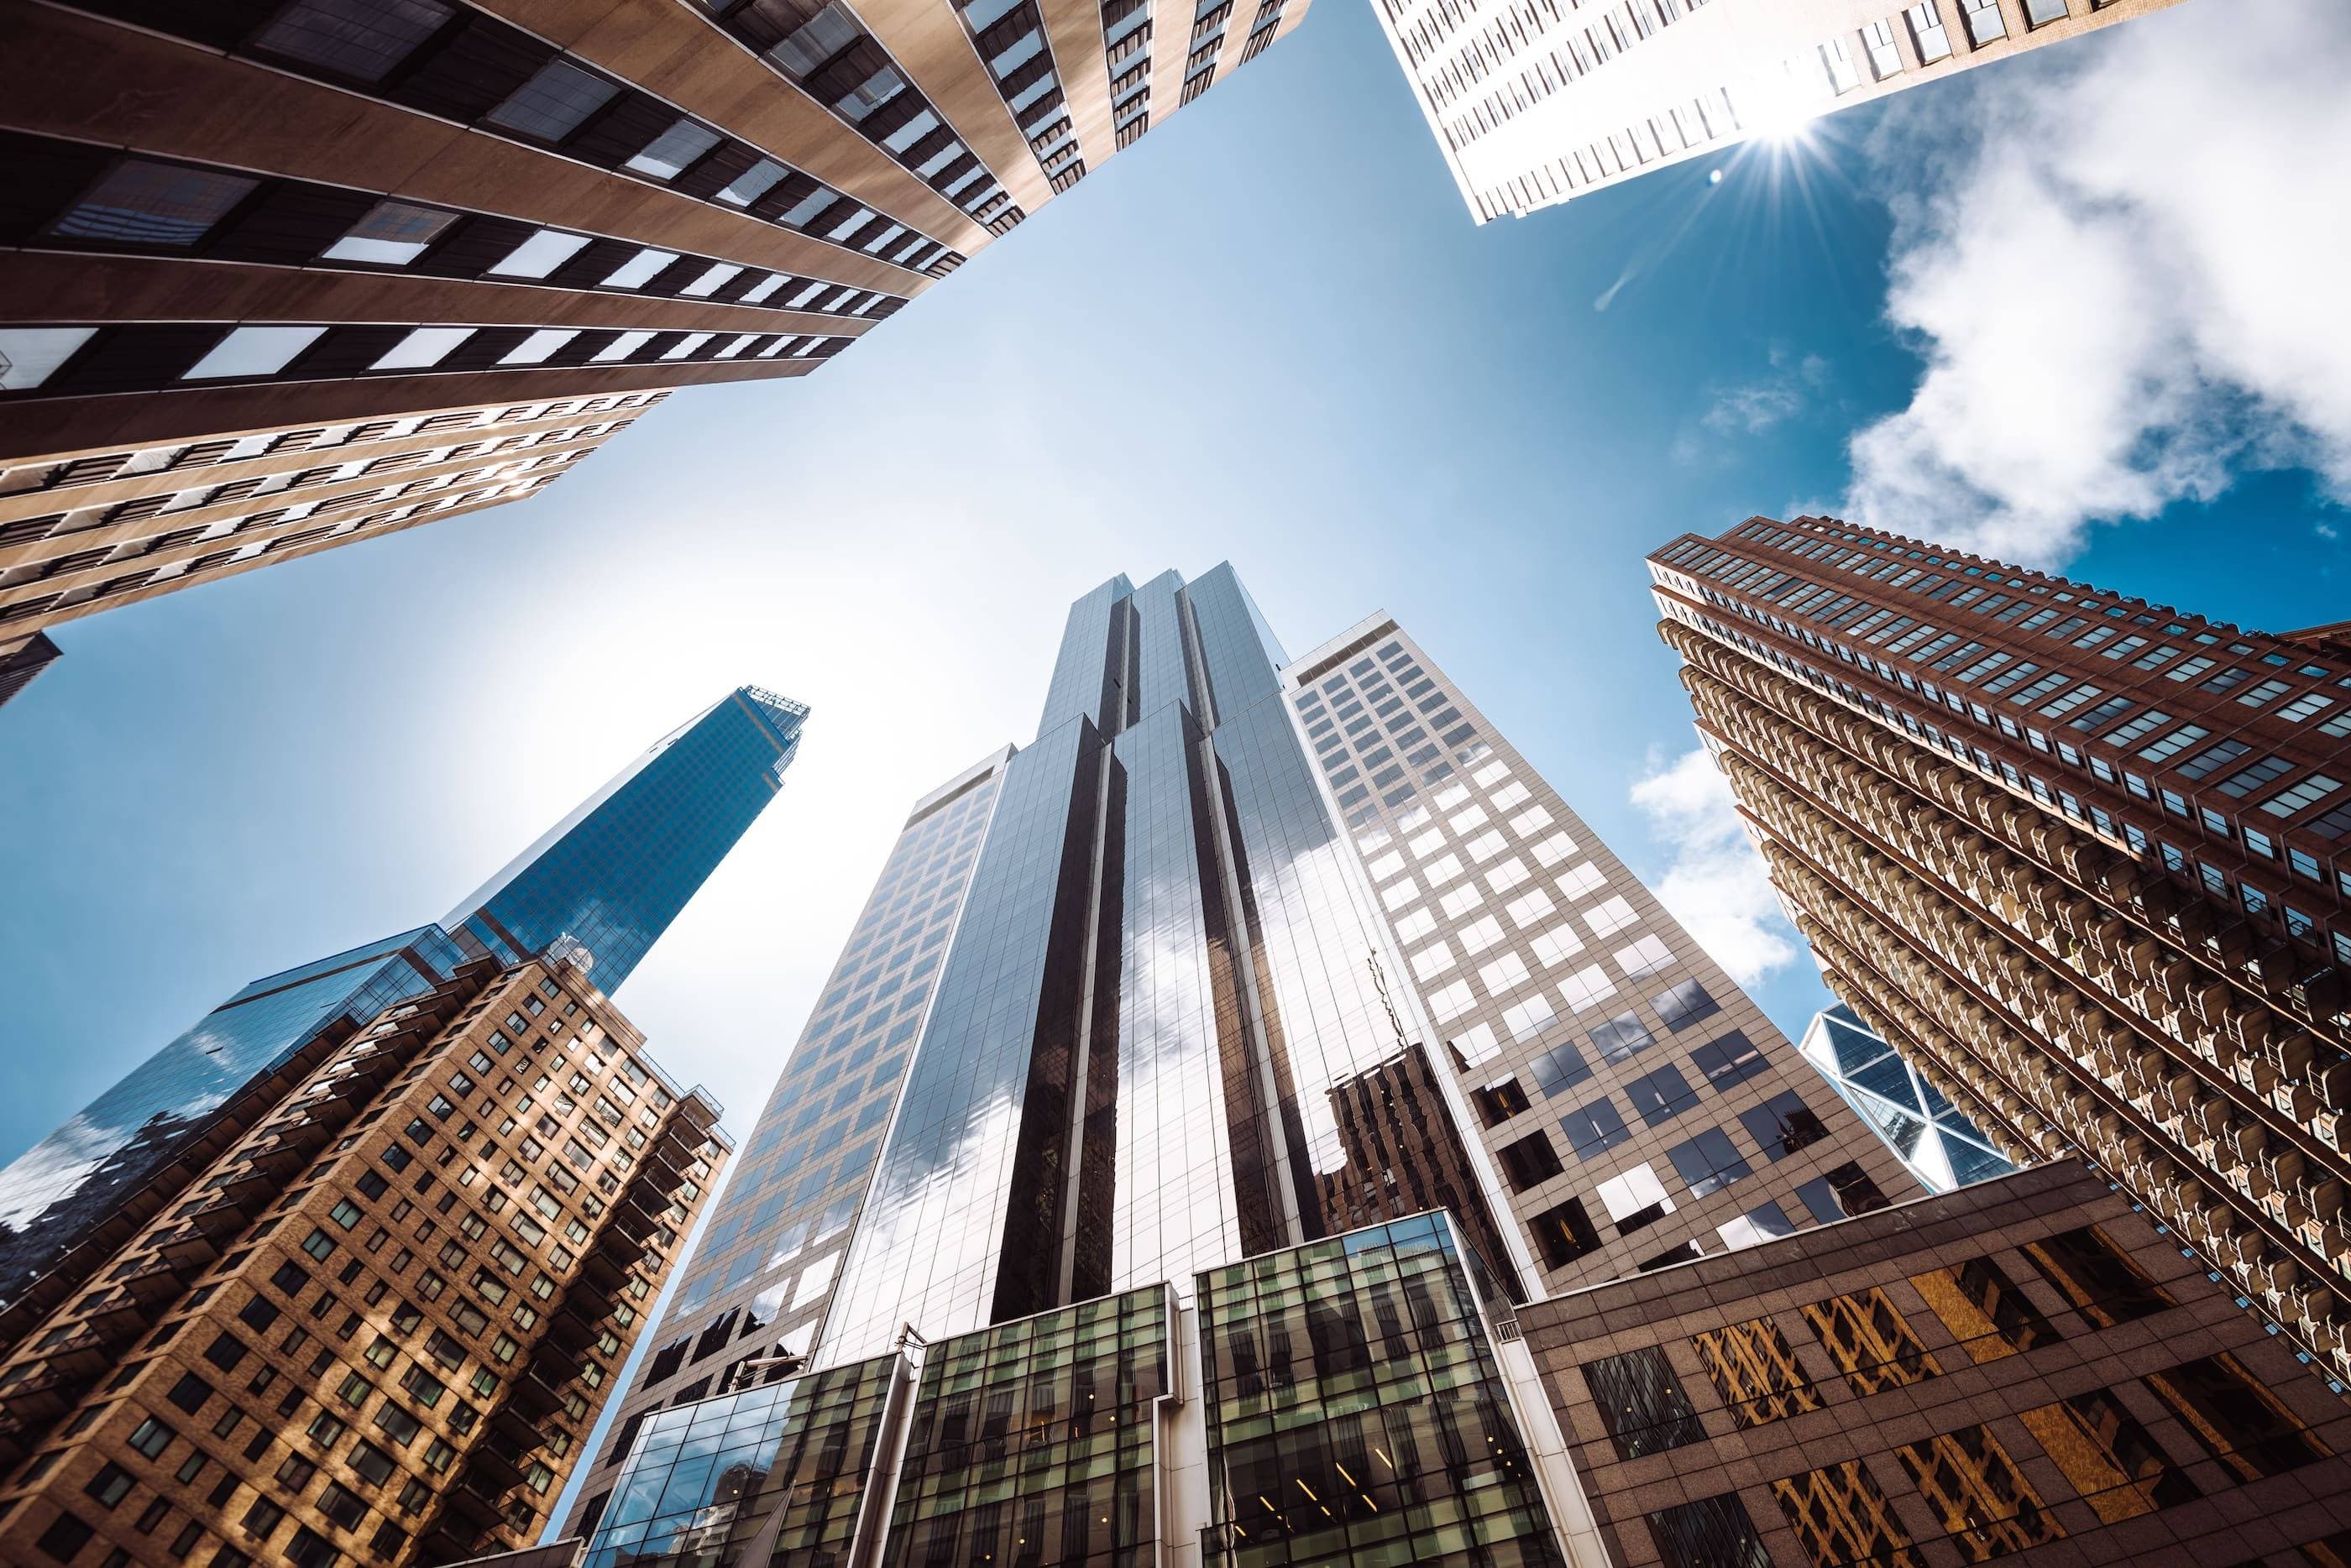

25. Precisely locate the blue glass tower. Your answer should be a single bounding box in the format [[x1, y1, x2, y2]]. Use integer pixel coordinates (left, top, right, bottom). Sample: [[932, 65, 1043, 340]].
[[0, 686, 805, 1313]]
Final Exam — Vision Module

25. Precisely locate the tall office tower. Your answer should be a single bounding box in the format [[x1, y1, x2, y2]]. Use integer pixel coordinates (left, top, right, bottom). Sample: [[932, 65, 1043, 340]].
[[1649, 513, 2351, 1387], [0, 686, 804, 1327], [568, 567, 1559, 1542], [1372, 0, 2180, 223], [1798, 1002, 2015, 1194], [1283, 618, 1919, 1290], [0, 0, 1315, 677], [0, 950, 731, 1568], [1526, 1158, 2351, 1568]]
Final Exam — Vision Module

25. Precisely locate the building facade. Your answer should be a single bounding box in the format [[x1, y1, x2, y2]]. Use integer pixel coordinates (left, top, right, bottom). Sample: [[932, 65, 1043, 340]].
[[1371, 0, 2181, 223], [0, 686, 804, 1325], [0, 951, 730, 1568], [1523, 1158, 2351, 1567], [0, 0, 1313, 679], [1283, 616, 1919, 1291], [1799, 1002, 2016, 1194], [1650, 513, 2351, 1387], [568, 565, 1912, 1554]]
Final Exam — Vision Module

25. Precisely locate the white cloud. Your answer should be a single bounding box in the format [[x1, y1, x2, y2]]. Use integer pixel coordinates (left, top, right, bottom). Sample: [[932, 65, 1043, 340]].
[[1628, 745, 1797, 988], [1845, 0, 2351, 566]]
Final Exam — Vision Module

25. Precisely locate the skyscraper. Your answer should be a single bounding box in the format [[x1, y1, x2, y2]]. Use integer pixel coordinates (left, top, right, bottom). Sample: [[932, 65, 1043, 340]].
[[1371, 0, 2181, 223], [1280, 616, 1919, 1285], [0, 686, 804, 1326], [1650, 513, 2351, 1385], [1798, 1002, 2016, 1194], [0, 0, 1313, 672], [0, 949, 731, 1568], [568, 566, 1905, 1554]]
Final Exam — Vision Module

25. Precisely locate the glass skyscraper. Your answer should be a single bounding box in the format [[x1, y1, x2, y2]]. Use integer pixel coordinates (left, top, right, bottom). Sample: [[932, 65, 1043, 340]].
[[1798, 1004, 2016, 1194], [0, 685, 805, 1315]]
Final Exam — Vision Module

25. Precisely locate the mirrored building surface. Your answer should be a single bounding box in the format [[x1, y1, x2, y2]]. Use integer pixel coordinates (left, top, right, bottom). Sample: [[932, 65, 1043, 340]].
[[0, 687, 803, 1320], [1799, 1004, 2016, 1194]]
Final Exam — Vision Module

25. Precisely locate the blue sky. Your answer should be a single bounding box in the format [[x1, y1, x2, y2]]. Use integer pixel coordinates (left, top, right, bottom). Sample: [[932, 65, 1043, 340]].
[[3, 0, 2346, 1191]]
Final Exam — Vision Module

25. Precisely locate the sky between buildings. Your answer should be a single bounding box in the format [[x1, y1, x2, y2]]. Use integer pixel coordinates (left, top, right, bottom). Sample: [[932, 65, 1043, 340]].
[[1, 0, 2346, 1181]]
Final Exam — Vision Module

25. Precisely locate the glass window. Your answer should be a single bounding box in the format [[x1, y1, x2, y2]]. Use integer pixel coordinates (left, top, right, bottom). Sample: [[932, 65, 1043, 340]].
[[625, 118, 722, 180], [2018, 1225, 2175, 1326], [1527, 1040, 1590, 1097], [1910, 1254, 2060, 1362], [183, 326, 325, 380], [484, 59, 620, 142], [488, 228, 592, 280], [1767, 1459, 1916, 1568], [1692, 1316, 1819, 1428], [2018, 1388, 2198, 1523], [249, 0, 454, 81], [1652, 978, 1720, 1030], [678, 262, 745, 298], [370, 327, 474, 370], [602, 247, 680, 289], [1558, 1098, 1629, 1160], [716, 159, 788, 206], [1666, 1127, 1751, 1198], [1688, 1030, 1764, 1090], [1528, 1197, 1602, 1267], [1589, 1010, 1655, 1063], [590, 330, 657, 362], [2141, 1353, 2328, 1481], [1801, 1287, 1940, 1395], [1495, 1130, 1563, 1192], [1895, 1424, 2064, 1558], [1648, 1494, 1772, 1568], [1584, 1346, 1705, 1459], [1624, 1063, 1694, 1126], [1596, 1162, 1675, 1234], [1740, 1090, 1826, 1160], [322, 200, 456, 264], [1793, 1161, 1891, 1223], [51, 159, 258, 247], [0, 327, 97, 389], [500, 328, 579, 364]]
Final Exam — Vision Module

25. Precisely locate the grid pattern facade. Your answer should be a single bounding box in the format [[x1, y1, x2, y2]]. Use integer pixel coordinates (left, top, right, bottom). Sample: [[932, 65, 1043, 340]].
[[0, 955, 727, 1568], [1369, 0, 2182, 223], [1285, 619, 1920, 1292], [1650, 514, 2351, 1387], [1524, 1161, 2351, 1568], [565, 752, 1003, 1527], [581, 1355, 899, 1568], [1196, 1211, 1561, 1566], [0, 393, 656, 645], [0, 686, 797, 1333], [0, 0, 1312, 643]]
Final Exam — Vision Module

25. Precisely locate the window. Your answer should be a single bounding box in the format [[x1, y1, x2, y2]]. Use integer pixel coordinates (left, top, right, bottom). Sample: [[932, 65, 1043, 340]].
[[1469, 1076, 1530, 1126], [1595, 1162, 1675, 1235], [1692, 1317, 1820, 1427], [2019, 1388, 2197, 1521], [83, 1461, 134, 1508], [489, 229, 592, 280], [1647, 1493, 1772, 1568], [624, 118, 721, 180], [184, 326, 326, 380], [33, 1512, 96, 1564], [2142, 1353, 2327, 1480], [1495, 1131, 1563, 1192], [1527, 1040, 1590, 1097], [1589, 1011, 1655, 1064], [2264, 774, 2343, 819], [0, 327, 94, 389], [590, 330, 657, 363], [1803, 1286, 1940, 1394], [2019, 1225, 2175, 1325], [1895, 1425, 2065, 1557], [166, 1372, 212, 1413], [1527, 1198, 1602, 1267], [1614, 934, 1674, 976], [484, 60, 620, 142], [1666, 1128, 1751, 1199], [1651, 979, 1719, 1031], [1558, 1098, 1630, 1160], [52, 159, 258, 247], [1584, 1346, 1705, 1459], [127, 1417, 175, 1459], [1738, 1091, 1825, 1160], [250, 0, 453, 78], [716, 160, 788, 206], [500, 329, 581, 366], [2022, 0, 2068, 22], [1793, 1161, 1891, 1222], [322, 200, 455, 264], [1911, 1255, 2060, 1362], [369, 327, 474, 371]]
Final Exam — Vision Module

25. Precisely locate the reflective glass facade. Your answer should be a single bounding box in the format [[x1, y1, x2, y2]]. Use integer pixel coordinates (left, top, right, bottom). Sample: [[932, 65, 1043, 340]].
[[451, 686, 808, 990], [1797, 1006, 2015, 1194], [819, 567, 1526, 1367], [584, 1356, 901, 1568], [0, 686, 800, 1314], [1197, 1212, 1563, 1566]]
